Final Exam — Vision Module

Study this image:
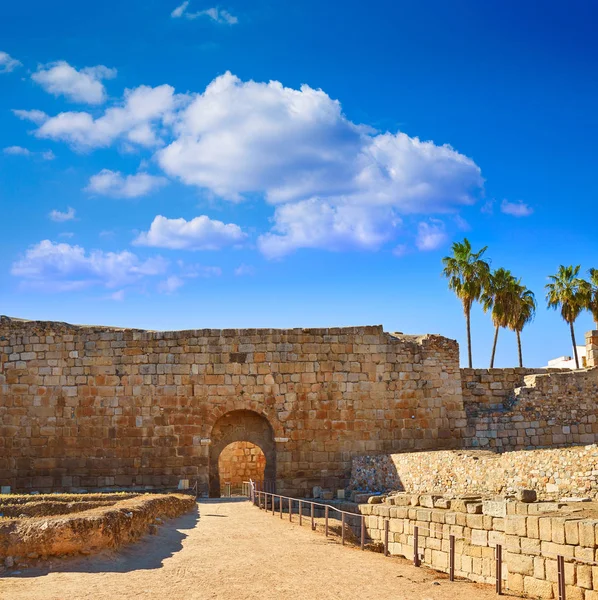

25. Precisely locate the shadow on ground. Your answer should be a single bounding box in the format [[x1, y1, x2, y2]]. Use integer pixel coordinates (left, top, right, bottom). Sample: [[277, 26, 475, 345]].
[[5, 501, 251, 578]]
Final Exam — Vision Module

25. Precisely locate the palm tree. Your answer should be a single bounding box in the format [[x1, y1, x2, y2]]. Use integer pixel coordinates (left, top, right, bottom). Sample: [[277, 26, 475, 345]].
[[482, 268, 518, 368], [442, 238, 491, 368], [587, 268, 598, 329], [509, 283, 536, 368], [545, 265, 590, 369]]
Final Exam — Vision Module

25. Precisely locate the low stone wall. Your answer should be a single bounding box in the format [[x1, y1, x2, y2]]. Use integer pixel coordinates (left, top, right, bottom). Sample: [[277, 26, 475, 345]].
[[460, 368, 564, 407], [465, 368, 598, 450], [359, 494, 598, 599], [0, 493, 195, 562], [350, 445, 598, 499]]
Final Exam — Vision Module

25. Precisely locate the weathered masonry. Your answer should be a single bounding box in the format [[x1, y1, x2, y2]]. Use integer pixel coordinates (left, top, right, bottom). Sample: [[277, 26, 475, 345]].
[[2, 317, 597, 496], [0, 317, 464, 495]]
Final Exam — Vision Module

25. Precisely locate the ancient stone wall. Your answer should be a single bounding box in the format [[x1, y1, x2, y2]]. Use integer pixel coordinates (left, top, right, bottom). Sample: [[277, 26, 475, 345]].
[[0, 317, 464, 496], [464, 368, 598, 450], [350, 445, 598, 499], [460, 368, 564, 408], [218, 441, 266, 489]]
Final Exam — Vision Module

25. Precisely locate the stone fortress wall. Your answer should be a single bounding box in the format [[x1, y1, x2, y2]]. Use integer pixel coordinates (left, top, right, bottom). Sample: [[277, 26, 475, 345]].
[[0, 316, 464, 496], [1, 315, 597, 497]]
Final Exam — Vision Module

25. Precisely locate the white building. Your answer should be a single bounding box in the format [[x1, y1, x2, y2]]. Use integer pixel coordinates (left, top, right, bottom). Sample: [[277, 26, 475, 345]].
[[545, 346, 587, 369]]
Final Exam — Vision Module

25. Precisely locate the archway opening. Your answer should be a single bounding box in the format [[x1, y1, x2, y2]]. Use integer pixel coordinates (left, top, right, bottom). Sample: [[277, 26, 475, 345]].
[[209, 409, 276, 497], [218, 441, 266, 496]]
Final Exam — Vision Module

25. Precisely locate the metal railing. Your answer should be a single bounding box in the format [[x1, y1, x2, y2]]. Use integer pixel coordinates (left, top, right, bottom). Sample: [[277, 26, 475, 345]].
[[248, 482, 583, 600]]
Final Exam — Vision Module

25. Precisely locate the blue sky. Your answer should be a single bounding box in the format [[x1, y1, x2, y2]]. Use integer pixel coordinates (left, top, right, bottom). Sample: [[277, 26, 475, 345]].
[[1, 0, 597, 368]]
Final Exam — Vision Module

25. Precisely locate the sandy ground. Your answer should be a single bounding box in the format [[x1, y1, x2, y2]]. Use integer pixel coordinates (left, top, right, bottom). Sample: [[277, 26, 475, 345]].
[[0, 498, 507, 600]]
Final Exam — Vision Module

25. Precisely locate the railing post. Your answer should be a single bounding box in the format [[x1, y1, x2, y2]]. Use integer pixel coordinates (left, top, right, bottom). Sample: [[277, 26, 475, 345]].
[[280, 495, 283, 519], [495, 544, 502, 595], [449, 534, 455, 581], [325, 505, 329, 537], [384, 519, 389, 556], [299, 500, 302, 526], [413, 525, 420, 567], [341, 512, 346, 546], [360, 514, 365, 550], [557, 555, 566, 600], [289, 497, 292, 522], [272, 493, 275, 515], [311, 502, 315, 530]]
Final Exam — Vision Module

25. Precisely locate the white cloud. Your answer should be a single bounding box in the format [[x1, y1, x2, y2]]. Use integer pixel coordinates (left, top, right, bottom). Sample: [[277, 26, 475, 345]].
[[32, 61, 117, 105], [415, 219, 448, 251], [158, 275, 185, 294], [15, 71, 484, 258], [171, 2, 238, 23], [49, 207, 76, 222], [11, 240, 168, 291], [155, 72, 482, 256], [0, 51, 21, 73], [59, 232, 75, 239], [134, 215, 246, 250], [171, 1, 189, 17], [178, 262, 222, 277], [85, 169, 168, 198], [4, 146, 32, 156], [3, 145, 56, 160], [30, 84, 181, 150], [110, 289, 125, 301], [500, 199, 533, 217], [12, 109, 49, 125], [234, 263, 255, 276], [258, 199, 400, 259]]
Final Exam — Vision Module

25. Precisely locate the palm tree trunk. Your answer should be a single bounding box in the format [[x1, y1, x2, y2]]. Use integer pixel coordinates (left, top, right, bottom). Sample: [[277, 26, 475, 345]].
[[570, 321, 579, 369], [517, 330, 523, 368], [490, 324, 499, 368], [466, 307, 472, 368]]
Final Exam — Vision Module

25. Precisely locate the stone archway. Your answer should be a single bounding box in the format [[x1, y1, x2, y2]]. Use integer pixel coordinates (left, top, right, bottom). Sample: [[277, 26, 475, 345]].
[[209, 410, 276, 497]]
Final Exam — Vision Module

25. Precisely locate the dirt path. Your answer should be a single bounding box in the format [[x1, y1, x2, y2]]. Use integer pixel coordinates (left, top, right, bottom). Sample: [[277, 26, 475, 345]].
[[0, 499, 506, 600]]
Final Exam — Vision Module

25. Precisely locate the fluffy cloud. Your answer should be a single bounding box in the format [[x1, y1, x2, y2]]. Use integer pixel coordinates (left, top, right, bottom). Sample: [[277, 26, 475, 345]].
[[158, 275, 185, 294], [134, 215, 246, 250], [12, 109, 49, 125], [11, 240, 168, 291], [258, 199, 400, 259], [500, 199, 533, 217], [158, 73, 482, 211], [15, 71, 484, 258], [49, 207, 76, 222], [32, 61, 117, 105], [3, 145, 55, 160], [31, 85, 181, 150], [3, 146, 32, 156], [0, 51, 21, 73], [234, 264, 255, 276], [85, 169, 168, 198], [171, 2, 238, 23], [415, 219, 448, 251]]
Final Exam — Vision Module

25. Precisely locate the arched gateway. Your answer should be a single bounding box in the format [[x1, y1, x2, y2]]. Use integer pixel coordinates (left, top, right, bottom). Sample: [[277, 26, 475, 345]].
[[209, 410, 276, 497]]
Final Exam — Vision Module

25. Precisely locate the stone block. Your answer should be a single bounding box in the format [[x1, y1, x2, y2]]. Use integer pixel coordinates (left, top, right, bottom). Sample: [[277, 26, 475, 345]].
[[483, 499, 507, 517], [564, 520, 579, 545], [471, 529, 488, 547], [516, 489, 537, 503], [523, 576, 554, 599], [505, 515, 527, 536], [507, 553, 534, 576]]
